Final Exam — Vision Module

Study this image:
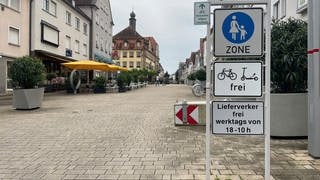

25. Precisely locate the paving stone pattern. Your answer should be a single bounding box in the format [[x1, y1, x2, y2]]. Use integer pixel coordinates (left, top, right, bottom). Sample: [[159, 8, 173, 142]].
[[0, 85, 319, 180]]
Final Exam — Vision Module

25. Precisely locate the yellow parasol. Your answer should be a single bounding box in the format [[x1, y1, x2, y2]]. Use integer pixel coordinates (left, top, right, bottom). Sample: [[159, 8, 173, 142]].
[[62, 60, 127, 71], [108, 64, 129, 71]]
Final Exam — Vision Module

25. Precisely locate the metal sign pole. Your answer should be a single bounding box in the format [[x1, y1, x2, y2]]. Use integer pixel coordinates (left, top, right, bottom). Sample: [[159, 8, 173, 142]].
[[264, 1, 271, 179], [193, 2, 211, 178], [206, 1, 270, 179], [205, 17, 212, 180], [308, 0, 320, 157]]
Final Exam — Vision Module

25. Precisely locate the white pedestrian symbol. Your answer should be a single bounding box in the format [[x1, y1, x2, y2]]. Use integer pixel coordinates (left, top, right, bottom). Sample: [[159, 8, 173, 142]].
[[229, 16, 247, 41], [240, 25, 247, 40]]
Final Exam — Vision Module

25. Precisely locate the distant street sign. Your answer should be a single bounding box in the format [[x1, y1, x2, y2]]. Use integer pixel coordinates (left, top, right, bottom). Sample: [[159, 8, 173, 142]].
[[194, 2, 210, 25], [214, 61, 262, 97], [214, 8, 263, 57], [212, 101, 264, 135]]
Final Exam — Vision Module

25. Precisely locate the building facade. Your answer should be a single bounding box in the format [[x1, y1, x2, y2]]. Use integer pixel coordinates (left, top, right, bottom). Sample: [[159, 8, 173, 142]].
[[271, 0, 308, 21], [0, 0, 29, 94], [75, 0, 114, 63], [30, 0, 91, 75], [112, 12, 161, 72]]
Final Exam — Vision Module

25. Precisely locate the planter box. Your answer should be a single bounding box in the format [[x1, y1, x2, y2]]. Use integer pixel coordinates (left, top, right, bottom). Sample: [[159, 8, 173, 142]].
[[271, 93, 307, 137], [13, 88, 44, 110]]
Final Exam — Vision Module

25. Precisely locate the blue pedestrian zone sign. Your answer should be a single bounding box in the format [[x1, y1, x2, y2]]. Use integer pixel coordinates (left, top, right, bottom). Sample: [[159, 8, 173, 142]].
[[214, 8, 263, 57], [222, 12, 254, 44]]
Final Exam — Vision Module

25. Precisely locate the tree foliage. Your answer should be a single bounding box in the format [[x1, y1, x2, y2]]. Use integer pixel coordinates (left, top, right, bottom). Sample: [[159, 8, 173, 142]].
[[271, 18, 307, 93], [9, 56, 45, 89], [187, 69, 206, 81]]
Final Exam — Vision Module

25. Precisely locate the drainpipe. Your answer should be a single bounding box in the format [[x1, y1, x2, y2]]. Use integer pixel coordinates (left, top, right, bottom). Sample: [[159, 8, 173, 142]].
[[29, 0, 33, 56], [89, 6, 93, 59]]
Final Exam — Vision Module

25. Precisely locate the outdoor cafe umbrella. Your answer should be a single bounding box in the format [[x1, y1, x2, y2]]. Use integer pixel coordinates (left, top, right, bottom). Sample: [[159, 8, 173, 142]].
[[61, 60, 127, 94], [107, 64, 129, 71], [62, 60, 114, 71], [62, 60, 128, 71]]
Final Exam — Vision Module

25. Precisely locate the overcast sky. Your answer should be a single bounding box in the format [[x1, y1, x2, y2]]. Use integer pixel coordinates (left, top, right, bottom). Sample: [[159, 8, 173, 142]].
[[109, 0, 207, 74]]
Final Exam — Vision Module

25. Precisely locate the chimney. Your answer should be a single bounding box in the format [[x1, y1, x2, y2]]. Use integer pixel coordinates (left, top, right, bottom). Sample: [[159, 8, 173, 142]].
[[129, 11, 136, 31], [72, 0, 75, 7]]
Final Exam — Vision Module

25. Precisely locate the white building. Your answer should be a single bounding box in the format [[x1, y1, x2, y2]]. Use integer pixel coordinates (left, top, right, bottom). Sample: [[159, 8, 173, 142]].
[[271, 0, 308, 21], [75, 0, 114, 63], [0, 0, 29, 94], [30, 0, 91, 75]]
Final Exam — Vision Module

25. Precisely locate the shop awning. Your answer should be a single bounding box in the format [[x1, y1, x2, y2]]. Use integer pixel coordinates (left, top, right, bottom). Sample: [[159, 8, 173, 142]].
[[94, 53, 114, 64], [34, 50, 76, 62]]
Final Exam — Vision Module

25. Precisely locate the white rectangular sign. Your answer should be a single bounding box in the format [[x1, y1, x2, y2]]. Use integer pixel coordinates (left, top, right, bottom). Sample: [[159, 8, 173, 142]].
[[212, 101, 264, 135], [214, 61, 262, 97], [209, 0, 268, 5], [214, 8, 263, 57], [194, 2, 210, 25]]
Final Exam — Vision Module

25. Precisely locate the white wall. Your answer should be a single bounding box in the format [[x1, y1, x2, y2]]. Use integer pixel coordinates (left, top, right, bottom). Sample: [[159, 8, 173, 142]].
[[271, 0, 308, 21], [31, 0, 90, 60], [77, 0, 113, 60]]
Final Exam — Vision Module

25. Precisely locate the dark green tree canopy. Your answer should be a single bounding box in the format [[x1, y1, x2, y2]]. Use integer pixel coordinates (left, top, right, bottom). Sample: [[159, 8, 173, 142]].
[[187, 69, 206, 81], [271, 18, 307, 93], [9, 56, 45, 89]]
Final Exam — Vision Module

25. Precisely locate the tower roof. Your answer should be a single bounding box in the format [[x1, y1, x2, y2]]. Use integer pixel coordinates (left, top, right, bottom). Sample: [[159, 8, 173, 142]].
[[113, 26, 143, 39], [130, 11, 136, 18]]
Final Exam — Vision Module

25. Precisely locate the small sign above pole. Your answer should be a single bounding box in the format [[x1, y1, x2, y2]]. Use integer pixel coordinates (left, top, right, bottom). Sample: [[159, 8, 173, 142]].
[[194, 2, 210, 25]]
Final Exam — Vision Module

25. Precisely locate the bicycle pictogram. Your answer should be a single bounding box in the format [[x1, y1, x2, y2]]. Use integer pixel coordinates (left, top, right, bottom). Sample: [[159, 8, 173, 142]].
[[217, 68, 237, 80]]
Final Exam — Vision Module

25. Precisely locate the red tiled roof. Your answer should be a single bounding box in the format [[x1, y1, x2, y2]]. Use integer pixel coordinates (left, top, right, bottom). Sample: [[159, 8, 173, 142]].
[[113, 26, 143, 39]]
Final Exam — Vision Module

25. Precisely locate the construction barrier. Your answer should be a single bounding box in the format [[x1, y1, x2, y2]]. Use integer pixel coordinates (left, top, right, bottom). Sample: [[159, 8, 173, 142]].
[[174, 100, 206, 126]]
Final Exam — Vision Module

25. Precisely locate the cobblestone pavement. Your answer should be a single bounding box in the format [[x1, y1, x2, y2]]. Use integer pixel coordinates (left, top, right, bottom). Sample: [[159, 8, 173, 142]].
[[0, 85, 319, 180]]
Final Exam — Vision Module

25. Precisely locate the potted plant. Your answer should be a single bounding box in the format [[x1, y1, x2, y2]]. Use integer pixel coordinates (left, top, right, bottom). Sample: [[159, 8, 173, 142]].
[[93, 76, 106, 93], [117, 72, 127, 92], [9, 56, 46, 109], [45, 72, 57, 92], [270, 18, 308, 137]]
